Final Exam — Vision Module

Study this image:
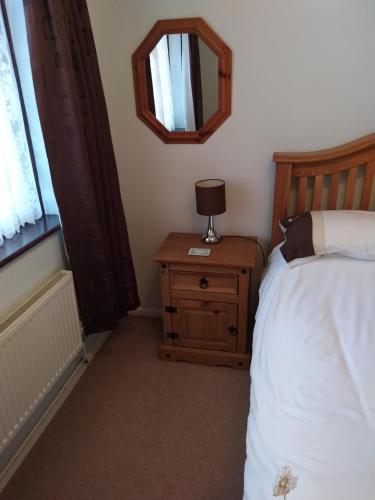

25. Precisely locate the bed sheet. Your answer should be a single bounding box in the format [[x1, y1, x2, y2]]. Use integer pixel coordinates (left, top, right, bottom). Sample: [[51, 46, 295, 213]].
[[243, 249, 375, 500]]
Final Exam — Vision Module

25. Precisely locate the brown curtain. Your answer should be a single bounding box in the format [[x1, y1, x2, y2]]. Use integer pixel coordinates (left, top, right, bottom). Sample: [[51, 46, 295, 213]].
[[188, 34, 203, 131], [145, 57, 155, 115], [23, 0, 140, 334]]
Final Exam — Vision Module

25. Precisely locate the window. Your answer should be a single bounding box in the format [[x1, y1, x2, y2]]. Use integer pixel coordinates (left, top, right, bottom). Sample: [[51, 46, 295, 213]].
[[0, 0, 58, 248]]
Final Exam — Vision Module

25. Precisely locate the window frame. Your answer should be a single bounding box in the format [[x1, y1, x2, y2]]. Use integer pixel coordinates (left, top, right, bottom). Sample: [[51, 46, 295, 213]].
[[0, 1, 61, 267], [1, 0, 45, 213]]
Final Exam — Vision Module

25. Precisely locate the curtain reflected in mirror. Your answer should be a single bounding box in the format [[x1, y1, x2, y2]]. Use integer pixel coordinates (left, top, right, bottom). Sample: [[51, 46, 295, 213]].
[[146, 34, 218, 132]]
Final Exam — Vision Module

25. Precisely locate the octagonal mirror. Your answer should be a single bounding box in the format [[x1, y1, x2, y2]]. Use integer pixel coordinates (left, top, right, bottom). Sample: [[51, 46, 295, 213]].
[[132, 18, 232, 144]]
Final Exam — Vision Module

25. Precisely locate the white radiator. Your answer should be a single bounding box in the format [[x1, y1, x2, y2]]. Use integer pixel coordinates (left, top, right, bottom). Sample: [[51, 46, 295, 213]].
[[0, 271, 83, 452]]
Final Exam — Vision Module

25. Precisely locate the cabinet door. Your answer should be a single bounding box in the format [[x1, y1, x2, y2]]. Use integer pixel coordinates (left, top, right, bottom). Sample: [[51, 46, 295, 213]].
[[171, 299, 237, 352]]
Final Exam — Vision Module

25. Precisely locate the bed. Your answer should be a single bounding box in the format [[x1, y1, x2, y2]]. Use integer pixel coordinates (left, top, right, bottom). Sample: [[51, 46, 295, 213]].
[[243, 134, 375, 500]]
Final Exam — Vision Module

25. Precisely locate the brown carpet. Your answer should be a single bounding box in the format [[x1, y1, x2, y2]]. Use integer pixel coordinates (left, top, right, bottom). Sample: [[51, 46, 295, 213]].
[[1, 317, 250, 500]]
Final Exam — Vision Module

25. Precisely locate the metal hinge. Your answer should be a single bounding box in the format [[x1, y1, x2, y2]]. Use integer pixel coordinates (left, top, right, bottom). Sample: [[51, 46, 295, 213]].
[[166, 332, 179, 340], [165, 306, 178, 314]]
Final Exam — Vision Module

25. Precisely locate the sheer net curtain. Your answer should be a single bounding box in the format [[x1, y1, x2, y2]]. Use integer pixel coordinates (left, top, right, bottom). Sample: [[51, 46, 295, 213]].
[[0, 7, 41, 246], [6, 0, 58, 216], [149, 35, 175, 131]]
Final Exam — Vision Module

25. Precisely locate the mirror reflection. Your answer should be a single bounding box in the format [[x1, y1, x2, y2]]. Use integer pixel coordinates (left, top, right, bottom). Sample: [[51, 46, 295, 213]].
[[145, 34, 218, 132]]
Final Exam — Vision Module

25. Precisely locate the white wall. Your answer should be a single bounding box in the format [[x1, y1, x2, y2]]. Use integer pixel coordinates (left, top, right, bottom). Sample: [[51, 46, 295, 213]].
[[0, 233, 66, 320], [87, 0, 375, 312]]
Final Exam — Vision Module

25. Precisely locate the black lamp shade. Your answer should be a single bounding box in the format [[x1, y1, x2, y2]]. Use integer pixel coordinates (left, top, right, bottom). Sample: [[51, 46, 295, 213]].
[[195, 179, 226, 216]]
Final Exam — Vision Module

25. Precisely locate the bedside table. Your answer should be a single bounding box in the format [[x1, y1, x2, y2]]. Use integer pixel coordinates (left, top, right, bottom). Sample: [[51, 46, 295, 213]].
[[153, 233, 257, 369]]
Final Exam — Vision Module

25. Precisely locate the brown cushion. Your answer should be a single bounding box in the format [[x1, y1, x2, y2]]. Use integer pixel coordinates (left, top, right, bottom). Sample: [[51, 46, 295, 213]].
[[280, 212, 315, 263]]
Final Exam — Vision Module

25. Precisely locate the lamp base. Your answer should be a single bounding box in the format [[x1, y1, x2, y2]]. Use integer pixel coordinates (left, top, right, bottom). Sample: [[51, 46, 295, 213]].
[[201, 216, 222, 245]]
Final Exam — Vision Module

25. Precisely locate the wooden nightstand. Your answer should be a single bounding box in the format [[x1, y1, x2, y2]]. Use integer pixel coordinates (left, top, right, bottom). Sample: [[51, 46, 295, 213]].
[[153, 233, 257, 369]]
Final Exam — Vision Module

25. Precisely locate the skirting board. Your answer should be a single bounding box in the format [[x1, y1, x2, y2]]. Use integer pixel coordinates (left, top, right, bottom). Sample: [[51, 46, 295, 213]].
[[0, 330, 110, 494], [129, 307, 162, 318]]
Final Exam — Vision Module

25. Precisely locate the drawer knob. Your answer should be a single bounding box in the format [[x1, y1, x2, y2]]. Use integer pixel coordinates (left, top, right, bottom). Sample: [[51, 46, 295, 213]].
[[199, 277, 208, 289], [228, 325, 238, 336]]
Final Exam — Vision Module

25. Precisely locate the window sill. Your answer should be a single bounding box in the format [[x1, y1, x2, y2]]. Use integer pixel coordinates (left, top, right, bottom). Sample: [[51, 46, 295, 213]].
[[0, 215, 61, 270]]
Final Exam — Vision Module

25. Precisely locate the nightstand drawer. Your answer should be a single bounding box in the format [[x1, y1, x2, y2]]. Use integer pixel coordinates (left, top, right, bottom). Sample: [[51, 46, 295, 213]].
[[170, 271, 238, 295]]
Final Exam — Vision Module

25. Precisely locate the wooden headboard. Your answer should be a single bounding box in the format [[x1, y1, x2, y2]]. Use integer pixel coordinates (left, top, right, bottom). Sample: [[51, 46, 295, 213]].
[[271, 133, 375, 247]]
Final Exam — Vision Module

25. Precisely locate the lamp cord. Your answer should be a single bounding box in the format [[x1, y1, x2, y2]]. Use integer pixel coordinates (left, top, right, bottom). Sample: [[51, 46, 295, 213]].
[[224, 235, 266, 268]]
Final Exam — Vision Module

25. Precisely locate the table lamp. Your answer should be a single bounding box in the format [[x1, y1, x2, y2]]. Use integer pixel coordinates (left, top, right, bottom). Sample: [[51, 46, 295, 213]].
[[195, 179, 226, 244]]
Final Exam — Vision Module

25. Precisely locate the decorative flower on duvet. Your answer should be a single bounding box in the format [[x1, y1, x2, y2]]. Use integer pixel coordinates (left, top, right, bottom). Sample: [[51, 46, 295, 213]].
[[273, 466, 298, 498]]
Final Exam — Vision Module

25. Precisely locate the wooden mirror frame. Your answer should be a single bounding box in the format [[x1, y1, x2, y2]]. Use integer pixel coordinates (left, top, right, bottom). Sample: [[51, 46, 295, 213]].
[[132, 18, 232, 144]]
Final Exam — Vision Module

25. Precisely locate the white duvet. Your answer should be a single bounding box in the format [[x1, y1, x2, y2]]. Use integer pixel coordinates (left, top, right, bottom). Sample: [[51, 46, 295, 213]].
[[243, 249, 375, 500]]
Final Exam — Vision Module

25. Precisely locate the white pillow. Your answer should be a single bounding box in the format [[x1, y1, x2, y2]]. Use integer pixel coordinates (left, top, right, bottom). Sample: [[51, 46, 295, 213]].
[[312, 210, 375, 260], [279, 210, 375, 267]]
